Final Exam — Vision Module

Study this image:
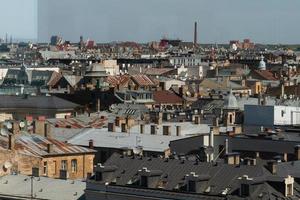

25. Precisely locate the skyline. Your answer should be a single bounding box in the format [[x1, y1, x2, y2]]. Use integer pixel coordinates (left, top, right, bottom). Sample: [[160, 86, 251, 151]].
[[1, 0, 300, 44]]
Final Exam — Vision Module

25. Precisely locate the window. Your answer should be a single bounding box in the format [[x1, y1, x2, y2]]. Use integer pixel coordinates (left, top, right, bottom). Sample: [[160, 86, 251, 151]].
[[141, 176, 148, 187], [53, 161, 57, 175], [241, 184, 250, 197], [188, 180, 196, 192], [95, 172, 102, 181], [281, 110, 285, 117], [71, 159, 78, 173], [43, 161, 48, 175], [286, 183, 293, 196], [229, 114, 233, 124], [61, 160, 67, 170]]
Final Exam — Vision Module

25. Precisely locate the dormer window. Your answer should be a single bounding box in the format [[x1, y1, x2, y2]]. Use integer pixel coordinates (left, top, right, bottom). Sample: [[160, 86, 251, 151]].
[[188, 180, 196, 192], [285, 175, 294, 197], [140, 176, 148, 187], [95, 172, 103, 181], [241, 184, 249, 197], [286, 183, 293, 196]]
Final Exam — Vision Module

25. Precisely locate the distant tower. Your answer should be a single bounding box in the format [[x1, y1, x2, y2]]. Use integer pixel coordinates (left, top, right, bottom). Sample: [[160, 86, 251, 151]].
[[5, 33, 8, 44], [10, 35, 12, 44], [194, 21, 198, 48], [79, 35, 84, 49]]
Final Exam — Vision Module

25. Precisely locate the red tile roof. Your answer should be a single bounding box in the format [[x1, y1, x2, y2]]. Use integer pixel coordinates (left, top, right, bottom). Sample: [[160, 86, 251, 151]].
[[0, 134, 95, 157], [47, 71, 62, 86], [106, 75, 130, 87], [143, 68, 175, 76], [153, 90, 183, 104], [49, 116, 107, 129], [131, 74, 158, 87], [252, 70, 277, 81]]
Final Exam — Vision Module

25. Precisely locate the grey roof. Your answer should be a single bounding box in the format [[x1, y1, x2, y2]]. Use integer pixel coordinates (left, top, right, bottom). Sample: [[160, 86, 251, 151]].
[[0, 174, 85, 200], [0, 95, 80, 110], [109, 103, 149, 120], [92, 153, 300, 199], [170, 133, 300, 156], [50, 128, 84, 142], [68, 122, 210, 152]]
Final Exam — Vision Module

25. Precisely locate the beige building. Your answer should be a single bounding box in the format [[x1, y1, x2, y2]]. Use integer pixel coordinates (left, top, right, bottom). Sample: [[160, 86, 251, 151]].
[[0, 133, 95, 180]]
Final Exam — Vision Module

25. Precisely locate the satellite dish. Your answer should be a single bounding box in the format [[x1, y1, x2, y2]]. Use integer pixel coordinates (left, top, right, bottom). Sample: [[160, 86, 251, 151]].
[[6, 122, 12, 130], [0, 128, 9, 136], [133, 146, 143, 155], [19, 121, 26, 128], [4, 161, 12, 169]]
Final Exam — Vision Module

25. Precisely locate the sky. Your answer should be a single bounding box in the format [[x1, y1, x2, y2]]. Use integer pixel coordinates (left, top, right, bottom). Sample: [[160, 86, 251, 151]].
[[1, 0, 300, 44], [0, 0, 37, 41]]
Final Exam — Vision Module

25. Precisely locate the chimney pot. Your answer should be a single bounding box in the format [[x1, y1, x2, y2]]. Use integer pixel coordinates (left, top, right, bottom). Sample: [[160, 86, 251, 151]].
[[47, 143, 54, 154], [89, 139, 94, 149]]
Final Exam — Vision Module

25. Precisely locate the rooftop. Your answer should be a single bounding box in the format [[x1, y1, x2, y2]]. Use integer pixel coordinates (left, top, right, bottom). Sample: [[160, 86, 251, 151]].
[[0, 174, 85, 200]]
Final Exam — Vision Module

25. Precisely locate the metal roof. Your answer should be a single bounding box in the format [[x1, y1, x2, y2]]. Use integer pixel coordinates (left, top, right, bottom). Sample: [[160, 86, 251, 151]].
[[0, 134, 95, 157], [0, 174, 85, 200]]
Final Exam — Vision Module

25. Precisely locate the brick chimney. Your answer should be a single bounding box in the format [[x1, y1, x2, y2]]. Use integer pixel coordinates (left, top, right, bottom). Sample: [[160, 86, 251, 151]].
[[89, 139, 94, 149], [47, 143, 54, 154], [267, 161, 277, 174], [294, 145, 300, 160]]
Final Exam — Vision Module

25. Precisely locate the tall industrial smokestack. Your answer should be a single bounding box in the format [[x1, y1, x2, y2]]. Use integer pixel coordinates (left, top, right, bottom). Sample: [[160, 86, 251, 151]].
[[194, 21, 198, 48]]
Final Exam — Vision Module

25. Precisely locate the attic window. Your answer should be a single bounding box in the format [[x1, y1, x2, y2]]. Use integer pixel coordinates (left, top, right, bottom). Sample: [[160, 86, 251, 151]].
[[281, 110, 285, 117], [188, 180, 196, 192], [140, 176, 148, 187], [286, 183, 293, 197], [241, 184, 250, 197], [95, 172, 103, 181]]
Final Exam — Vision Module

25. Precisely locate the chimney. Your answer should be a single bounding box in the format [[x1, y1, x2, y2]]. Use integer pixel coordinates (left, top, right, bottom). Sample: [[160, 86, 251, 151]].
[[108, 122, 116, 132], [193, 115, 200, 124], [8, 135, 14, 150], [176, 126, 181, 136], [281, 83, 285, 99], [225, 138, 229, 155], [12, 122, 20, 135], [97, 98, 101, 112], [213, 117, 219, 127], [225, 153, 240, 165], [194, 21, 198, 48], [44, 123, 50, 138], [89, 139, 94, 149], [267, 161, 277, 174], [140, 124, 144, 134], [121, 123, 127, 133], [47, 143, 54, 154], [294, 145, 300, 160], [244, 158, 257, 166]]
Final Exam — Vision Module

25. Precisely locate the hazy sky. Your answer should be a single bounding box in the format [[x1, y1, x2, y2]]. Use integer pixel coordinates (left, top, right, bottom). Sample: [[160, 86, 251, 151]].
[[1, 0, 300, 44], [0, 0, 37, 41]]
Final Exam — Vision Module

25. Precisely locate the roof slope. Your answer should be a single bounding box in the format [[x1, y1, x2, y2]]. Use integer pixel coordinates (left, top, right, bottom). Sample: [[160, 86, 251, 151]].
[[153, 90, 183, 104], [0, 95, 80, 110]]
